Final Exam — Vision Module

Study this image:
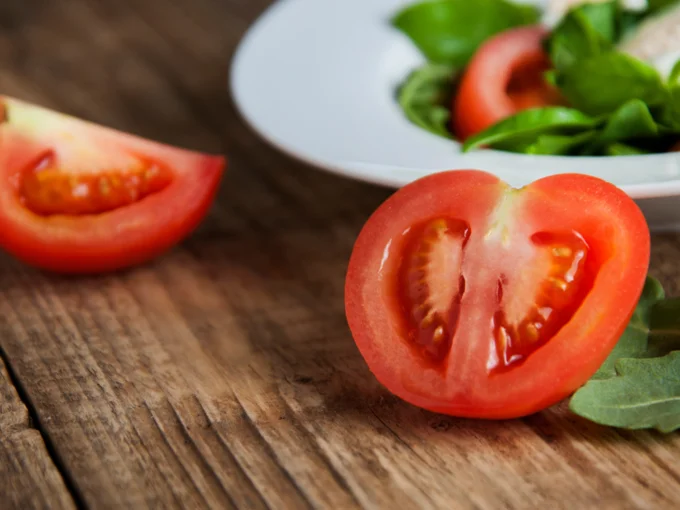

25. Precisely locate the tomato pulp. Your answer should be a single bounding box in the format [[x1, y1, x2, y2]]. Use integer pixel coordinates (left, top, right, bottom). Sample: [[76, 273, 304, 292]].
[[453, 26, 563, 141], [0, 96, 225, 274], [345, 170, 650, 419]]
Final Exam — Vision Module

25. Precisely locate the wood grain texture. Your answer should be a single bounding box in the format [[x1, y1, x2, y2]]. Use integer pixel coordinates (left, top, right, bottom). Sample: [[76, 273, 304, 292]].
[[1, 0, 680, 508], [0, 357, 76, 510]]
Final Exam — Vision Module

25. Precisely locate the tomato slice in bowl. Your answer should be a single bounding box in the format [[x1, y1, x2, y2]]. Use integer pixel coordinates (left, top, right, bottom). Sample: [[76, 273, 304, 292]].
[[0, 96, 226, 274], [345, 170, 650, 419], [453, 26, 562, 141]]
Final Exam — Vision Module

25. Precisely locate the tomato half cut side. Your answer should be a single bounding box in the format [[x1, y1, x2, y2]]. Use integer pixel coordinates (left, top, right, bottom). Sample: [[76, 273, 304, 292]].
[[453, 26, 563, 141], [0, 96, 226, 274], [345, 170, 650, 419]]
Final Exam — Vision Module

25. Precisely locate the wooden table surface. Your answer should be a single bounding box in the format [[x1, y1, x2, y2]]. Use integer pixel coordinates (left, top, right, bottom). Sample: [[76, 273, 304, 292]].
[[2, 0, 680, 509]]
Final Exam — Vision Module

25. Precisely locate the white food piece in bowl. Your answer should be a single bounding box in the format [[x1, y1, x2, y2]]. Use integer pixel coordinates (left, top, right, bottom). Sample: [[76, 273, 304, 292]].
[[542, 0, 648, 27], [618, 2, 680, 78]]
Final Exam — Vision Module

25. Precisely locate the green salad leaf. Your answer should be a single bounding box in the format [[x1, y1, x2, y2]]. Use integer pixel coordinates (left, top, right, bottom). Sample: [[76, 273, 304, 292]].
[[569, 277, 680, 432], [660, 85, 680, 129], [647, 0, 680, 14], [670, 61, 680, 86], [397, 63, 457, 138], [554, 52, 668, 116], [393, 0, 680, 157], [605, 143, 649, 155], [582, 99, 663, 153], [461, 107, 597, 152], [597, 99, 660, 143], [570, 352, 680, 433], [392, 0, 540, 67], [523, 131, 597, 155], [545, 1, 618, 71], [590, 277, 666, 380]]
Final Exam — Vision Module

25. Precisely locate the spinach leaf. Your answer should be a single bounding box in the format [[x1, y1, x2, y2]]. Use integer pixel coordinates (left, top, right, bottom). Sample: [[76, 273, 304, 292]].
[[462, 107, 597, 152], [397, 63, 457, 138], [670, 60, 680, 86], [570, 352, 680, 433], [570, 277, 680, 433], [392, 0, 540, 67], [605, 143, 649, 155], [583, 99, 661, 153], [546, 1, 618, 71], [659, 85, 680, 130], [617, 11, 643, 40], [554, 52, 667, 116], [524, 130, 597, 155], [647, 0, 680, 13]]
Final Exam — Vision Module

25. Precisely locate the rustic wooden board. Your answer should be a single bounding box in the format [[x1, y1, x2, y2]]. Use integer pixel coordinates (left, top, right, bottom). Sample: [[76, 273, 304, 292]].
[[0, 357, 76, 510], [1, 0, 680, 509]]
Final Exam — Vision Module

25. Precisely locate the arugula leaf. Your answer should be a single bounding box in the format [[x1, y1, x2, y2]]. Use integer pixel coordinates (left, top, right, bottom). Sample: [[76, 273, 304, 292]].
[[591, 277, 665, 380], [397, 63, 456, 138], [646, 297, 680, 357], [545, 1, 618, 71], [461, 107, 597, 152], [391, 0, 540, 67], [569, 352, 680, 433], [554, 52, 667, 116], [570, 277, 680, 433]]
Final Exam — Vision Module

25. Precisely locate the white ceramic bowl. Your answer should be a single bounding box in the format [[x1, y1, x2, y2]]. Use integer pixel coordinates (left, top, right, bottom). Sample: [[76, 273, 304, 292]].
[[230, 0, 680, 231]]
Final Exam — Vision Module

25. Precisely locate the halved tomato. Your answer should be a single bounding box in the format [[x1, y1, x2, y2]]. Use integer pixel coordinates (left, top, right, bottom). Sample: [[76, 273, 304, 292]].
[[453, 26, 563, 141], [0, 96, 225, 274], [345, 170, 650, 419]]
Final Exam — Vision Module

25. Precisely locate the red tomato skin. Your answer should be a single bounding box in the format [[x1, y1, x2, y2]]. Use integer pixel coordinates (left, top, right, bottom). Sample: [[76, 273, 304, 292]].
[[453, 25, 560, 141], [0, 96, 226, 274], [345, 170, 650, 419]]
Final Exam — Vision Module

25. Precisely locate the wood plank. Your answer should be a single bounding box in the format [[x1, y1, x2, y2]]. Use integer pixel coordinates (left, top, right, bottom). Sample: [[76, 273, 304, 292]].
[[1, 0, 680, 508], [0, 357, 76, 510]]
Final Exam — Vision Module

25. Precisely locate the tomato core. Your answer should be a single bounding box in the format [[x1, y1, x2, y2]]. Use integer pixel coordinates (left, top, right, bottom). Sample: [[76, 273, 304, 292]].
[[392, 214, 594, 374], [19, 152, 173, 216]]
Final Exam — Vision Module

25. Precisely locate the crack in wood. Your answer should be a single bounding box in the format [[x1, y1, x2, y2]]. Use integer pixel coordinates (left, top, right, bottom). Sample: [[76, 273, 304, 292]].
[[0, 345, 85, 510]]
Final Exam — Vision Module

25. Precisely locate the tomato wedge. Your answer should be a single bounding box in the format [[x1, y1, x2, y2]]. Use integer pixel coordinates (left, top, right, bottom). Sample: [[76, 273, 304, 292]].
[[0, 96, 225, 274], [453, 26, 562, 141], [345, 170, 650, 419]]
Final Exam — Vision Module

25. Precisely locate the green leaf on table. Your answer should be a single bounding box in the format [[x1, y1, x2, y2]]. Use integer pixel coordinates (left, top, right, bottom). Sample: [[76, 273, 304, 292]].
[[545, 1, 617, 71], [569, 277, 680, 433], [554, 52, 667, 116], [569, 352, 680, 433], [591, 276, 665, 380], [397, 63, 457, 138], [391, 0, 540, 67], [461, 107, 597, 152], [646, 297, 680, 357]]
